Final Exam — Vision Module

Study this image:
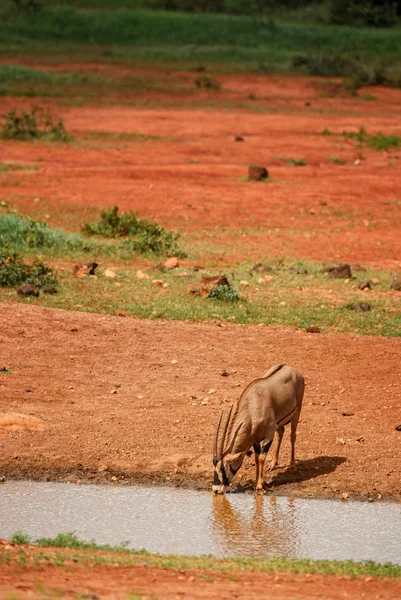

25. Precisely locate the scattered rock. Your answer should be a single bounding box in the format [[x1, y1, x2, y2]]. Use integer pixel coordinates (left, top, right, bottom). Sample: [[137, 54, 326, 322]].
[[350, 302, 371, 312], [44, 286, 58, 294], [305, 325, 320, 334], [371, 277, 380, 285], [341, 492, 349, 500], [0, 475, 5, 483], [248, 164, 269, 181], [98, 465, 108, 472], [356, 436, 364, 442], [164, 257, 179, 269], [200, 399, 209, 406], [336, 437, 346, 445], [325, 263, 352, 279], [221, 369, 229, 377], [71, 328, 78, 332], [341, 412, 354, 417], [249, 263, 274, 275], [208, 389, 216, 395], [258, 275, 274, 284], [358, 280, 371, 290], [171, 359, 178, 365], [239, 280, 249, 286], [192, 265, 204, 272], [390, 275, 401, 291], [136, 269, 149, 280], [104, 269, 117, 278], [152, 279, 164, 287], [73, 262, 99, 277], [190, 274, 231, 297], [235, 135, 244, 142], [17, 283, 39, 297], [395, 424, 401, 431]]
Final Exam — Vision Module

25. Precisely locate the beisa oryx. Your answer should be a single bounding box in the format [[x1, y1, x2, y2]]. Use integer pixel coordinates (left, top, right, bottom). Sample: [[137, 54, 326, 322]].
[[212, 364, 304, 494]]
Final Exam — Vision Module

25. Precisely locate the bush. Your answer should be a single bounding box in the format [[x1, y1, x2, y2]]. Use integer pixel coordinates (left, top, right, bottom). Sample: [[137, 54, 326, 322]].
[[292, 52, 356, 77], [194, 74, 221, 90], [82, 205, 184, 256], [208, 283, 239, 301], [0, 107, 70, 141], [329, 0, 399, 27], [342, 127, 401, 150], [0, 247, 57, 288]]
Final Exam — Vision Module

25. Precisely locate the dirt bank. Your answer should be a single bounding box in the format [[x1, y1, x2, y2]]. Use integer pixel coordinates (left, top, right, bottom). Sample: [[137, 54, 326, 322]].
[[1, 303, 400, 500]]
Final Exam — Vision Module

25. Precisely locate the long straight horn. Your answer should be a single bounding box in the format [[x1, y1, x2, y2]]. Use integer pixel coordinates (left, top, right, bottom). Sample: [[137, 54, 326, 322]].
[[213, 412, 223, 461], [218, 405, 233, 459]]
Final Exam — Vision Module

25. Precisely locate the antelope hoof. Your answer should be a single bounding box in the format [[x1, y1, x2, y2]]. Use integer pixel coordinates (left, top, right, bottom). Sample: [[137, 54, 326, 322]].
[[268, 461, 277, 472]]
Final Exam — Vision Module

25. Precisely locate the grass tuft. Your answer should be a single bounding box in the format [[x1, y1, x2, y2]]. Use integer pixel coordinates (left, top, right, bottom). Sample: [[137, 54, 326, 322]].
[[0, 107, 70, 142], [0, 247, 57, 289]]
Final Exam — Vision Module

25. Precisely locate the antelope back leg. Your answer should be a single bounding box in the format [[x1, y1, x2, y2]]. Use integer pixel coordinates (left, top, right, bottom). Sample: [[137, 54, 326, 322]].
[[253, 442, 261, 486], [255, 439, 272, 491], [268, 426, 284, 471]]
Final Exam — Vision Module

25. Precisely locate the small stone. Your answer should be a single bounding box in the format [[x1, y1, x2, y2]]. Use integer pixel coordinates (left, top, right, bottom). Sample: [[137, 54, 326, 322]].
[[43, 286, 58, 294], [350, 302, 371, 312], [171, 359, 178, 364], [208, 389, 216, 395], [200, 398, 209, 406], [111, 476, 118, 482], [358, 280, 371, 290], [325, 263, 352, 279], [17, 283, 39, 297], [356, 436, 364, 442], [390, 275, 401, 291], [164, 257, 179, 269], [111, 389, 117, 394], [341, 412, 354, 417], [235, 135, 244, 142], [68, 385, 74, 390], [240, 280, 249, 286], [104, 269, 117, 278], [371, 277, 380, 285], [395, 424, 401, 431], [306, 325, 320, 334], [71, 328, 78, 332], [336, 437, 346, 445], [221, 369, 229, 377], [98, 465, 108, 472], [152, 279, 164, 287], [136, 269, 149, 280], [73, 262, 98, 277], [248, 164, 269, 181]]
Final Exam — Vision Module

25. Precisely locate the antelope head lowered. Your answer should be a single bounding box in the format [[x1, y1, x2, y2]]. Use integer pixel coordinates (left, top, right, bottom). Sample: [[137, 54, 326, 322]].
[[212, 364, 304, 494]]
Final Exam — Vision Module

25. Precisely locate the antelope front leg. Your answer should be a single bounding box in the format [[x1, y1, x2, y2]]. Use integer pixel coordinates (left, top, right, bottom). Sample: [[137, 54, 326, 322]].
[[289, 411, 301, 471], [256, 440, 272, 491], [268, 426, 284, 471]]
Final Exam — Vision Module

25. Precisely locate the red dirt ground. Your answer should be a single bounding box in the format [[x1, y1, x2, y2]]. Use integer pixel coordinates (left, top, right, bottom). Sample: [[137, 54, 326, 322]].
[[1, 541, 401, 600], [1, 67, 401, 598]]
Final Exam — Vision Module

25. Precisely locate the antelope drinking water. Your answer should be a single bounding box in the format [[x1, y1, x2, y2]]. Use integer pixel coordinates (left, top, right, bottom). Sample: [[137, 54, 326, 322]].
[[212, 364, 304, 494]]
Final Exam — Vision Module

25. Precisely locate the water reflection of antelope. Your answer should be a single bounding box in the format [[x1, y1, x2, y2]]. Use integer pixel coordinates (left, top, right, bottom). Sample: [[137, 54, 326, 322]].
[[212, 364, 305, 494], [212, 493, 297, 557]]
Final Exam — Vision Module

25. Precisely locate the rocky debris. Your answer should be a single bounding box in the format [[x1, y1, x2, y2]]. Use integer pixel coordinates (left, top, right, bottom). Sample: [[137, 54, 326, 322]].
[[17, 283, 39, 296], [258, 275, 274, 284], [190, 274, 230, 297], [358, 280, 371, 290], [395, 424, 401, 431], [71, 327, 78, 332], [249, 263, 274, 276], [248, 164, 269, 181], [235, 135, 244, 142], [73, 262, 98, 277], [0, 475, 5, 483], [152, 279, 164, 287], [44, 286, 57, 294], [239, 280, 249, 286], [350, 302, 371, 312], [390, 275, 401, 291], [104, 269, 117, 278], [192, 265, 204, 272], [221, 369, 229, 377], [164, 257, 179, 269], [351, 264, 366, 272], [342, 412, 354, 417], [306, 325, 321, 333], [325, 263, 352, 279], [136, 269, 149, 280]]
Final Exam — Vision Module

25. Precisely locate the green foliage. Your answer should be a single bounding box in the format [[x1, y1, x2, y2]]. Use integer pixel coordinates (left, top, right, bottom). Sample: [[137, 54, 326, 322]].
[[279, 156, 307, 166], [0, 214, 92, 253], [208, 283, 240, 302], [0, 107, 70, 142], [342, 127, 401, 150], [11, 532, 32, 545], [194, 74, 221, 90], [292, 51, 356, 76], [82, 206, 184, 256], [329, 156, 345, 165], [0, 247, 58, 288]]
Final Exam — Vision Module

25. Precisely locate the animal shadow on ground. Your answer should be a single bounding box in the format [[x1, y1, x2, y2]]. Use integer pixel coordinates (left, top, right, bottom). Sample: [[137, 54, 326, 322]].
[[235, 455, 346, 493], [267, 455, 347, 490]]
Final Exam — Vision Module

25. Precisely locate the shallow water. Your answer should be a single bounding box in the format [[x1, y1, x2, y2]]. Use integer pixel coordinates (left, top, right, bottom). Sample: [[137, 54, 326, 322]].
[[1, 480, 400, 563]]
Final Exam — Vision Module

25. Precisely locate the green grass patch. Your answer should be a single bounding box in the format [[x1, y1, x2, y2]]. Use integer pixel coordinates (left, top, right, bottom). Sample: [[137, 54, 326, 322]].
[[278, 157, 307, 166], [0, 162, 39, 173], [342, 127, 401, 151], [194, 74, 221, 90], [0, 107, 70, 142], [329, 156, 346, 165], [6, 531, 401, 578]]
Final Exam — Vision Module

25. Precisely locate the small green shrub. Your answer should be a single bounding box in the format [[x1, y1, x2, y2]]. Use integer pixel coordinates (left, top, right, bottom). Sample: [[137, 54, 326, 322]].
[[291, 52, 356, 77], [11, 532, 32, 545], [0, 247, 57, 288], [329, 156, 346, 165], [0, 107, 70, 142], [208, 283, 239, 302], [342, 128, 401, 151], [82, 206, 184, 256], [194, 74, 221, 90], [279, 157, 307, 166]]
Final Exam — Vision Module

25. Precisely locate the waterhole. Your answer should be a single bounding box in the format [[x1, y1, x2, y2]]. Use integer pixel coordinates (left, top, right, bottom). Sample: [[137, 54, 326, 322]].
[[1, 481, 400, 563]]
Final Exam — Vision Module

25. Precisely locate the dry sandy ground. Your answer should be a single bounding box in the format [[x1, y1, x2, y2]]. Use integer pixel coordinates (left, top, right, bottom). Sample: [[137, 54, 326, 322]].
[[1, 303, 400, 500]]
